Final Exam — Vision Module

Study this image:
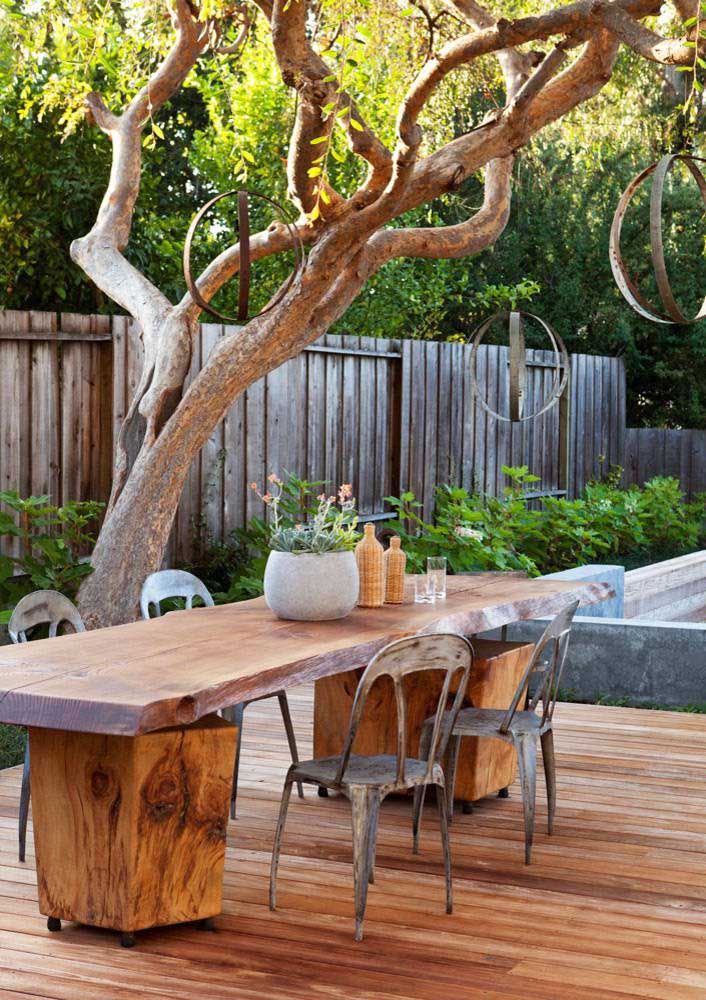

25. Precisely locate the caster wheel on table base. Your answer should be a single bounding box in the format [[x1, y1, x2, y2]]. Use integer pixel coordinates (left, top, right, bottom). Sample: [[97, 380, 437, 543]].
[[197, 917, 216, 931], [461, 800, 474, 815], [120, 933, 136, 948], [47, 917, 62, 933], [317, 787, 329, 798], [498, 787, 510, 799]]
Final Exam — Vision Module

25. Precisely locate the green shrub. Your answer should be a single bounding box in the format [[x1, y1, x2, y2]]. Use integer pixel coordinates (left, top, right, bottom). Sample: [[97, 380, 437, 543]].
[[182, 467, 705, 602], [0, 491, 102, 624], [384, 467, 704, 577], [0, 724, 25, 769]]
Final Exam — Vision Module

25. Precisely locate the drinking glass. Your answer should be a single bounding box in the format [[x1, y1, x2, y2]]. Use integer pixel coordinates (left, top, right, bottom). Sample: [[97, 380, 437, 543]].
[[413, 574, 436, 604], [427, 556, 447, 600]]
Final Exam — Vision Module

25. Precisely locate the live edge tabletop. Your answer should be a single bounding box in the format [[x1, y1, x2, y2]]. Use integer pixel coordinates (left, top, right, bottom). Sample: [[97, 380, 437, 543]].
[[0, 573, 612, 738]]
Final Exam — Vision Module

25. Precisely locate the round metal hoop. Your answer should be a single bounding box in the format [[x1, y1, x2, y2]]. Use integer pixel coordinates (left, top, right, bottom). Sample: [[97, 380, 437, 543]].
[[469, 310, 569, 424], [183, 189, 306, 324], [609, 154, 706, 325]]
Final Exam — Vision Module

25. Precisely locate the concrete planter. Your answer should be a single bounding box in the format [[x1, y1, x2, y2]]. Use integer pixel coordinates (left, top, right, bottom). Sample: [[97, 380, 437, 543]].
[[264, 550, 359, 621]]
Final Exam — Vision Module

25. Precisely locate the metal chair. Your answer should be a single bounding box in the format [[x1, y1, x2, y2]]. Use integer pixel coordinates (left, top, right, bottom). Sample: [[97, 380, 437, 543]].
[[270, 632, 473, 942], [416, 600, 579, 865], [8, 590, 85, 863], [140, 569, 303, 817]]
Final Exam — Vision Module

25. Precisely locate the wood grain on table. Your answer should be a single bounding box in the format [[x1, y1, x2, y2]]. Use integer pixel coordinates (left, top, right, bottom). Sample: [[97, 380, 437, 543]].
[[0, 573, 612, 736]]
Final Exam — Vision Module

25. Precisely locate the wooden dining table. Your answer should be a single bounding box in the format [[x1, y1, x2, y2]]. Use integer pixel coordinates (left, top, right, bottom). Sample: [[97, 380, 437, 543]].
[[0, 571, 611, 943]]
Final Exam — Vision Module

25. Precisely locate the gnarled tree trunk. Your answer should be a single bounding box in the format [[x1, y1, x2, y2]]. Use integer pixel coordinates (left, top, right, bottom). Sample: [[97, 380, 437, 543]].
[[69, 0, 696, 626]]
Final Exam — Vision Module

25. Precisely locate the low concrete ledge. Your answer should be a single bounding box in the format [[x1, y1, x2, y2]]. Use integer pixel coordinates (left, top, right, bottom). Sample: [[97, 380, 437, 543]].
[[494, 616, 706, 707], [624, 550, 706, 621], [541, 564, 624, 618]]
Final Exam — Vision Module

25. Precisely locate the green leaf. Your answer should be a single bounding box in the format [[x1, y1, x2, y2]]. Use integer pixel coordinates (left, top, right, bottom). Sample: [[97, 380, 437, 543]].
[[310, 135, 328, 144], [350, 118, 364, 131]]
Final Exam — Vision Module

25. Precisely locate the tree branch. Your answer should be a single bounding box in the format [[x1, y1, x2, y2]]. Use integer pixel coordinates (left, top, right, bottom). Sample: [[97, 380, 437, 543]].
[[71, 0, 210, 330], [375, 155, 515, 261], [255, 0, 392, 210], [595, 2, 696, 63], [446, 0, 534, 97]]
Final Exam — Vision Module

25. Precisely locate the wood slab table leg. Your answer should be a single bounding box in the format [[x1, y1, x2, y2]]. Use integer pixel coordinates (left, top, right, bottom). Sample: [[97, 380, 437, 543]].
[[29, 714, 236, 935], [314, 639, 533, 804]]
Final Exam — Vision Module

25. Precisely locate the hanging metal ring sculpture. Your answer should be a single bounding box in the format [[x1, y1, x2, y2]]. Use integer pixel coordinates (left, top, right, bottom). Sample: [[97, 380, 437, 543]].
[[183, 189, 306, 324], [469, 310, 570, 423], [609, 153, 706, 325]]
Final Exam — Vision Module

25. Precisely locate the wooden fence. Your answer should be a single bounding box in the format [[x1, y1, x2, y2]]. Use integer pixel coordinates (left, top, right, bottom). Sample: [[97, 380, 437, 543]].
[[0, 309, 628, 562], [624, 427, 706, 497]]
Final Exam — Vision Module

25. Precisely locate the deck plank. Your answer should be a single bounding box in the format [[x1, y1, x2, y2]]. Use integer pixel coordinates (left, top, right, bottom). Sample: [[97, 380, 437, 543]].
[[0, 692, 705, 998]]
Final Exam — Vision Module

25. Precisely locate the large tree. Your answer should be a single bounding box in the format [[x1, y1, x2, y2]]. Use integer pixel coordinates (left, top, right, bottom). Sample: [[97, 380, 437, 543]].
[[4, 0, 701, 625]]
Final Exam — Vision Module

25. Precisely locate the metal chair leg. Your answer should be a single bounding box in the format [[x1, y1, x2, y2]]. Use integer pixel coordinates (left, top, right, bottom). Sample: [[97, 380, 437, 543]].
[[367, 792, 380, 885], [269, 775, 295, 911], [412, 722, 434, 853], [277, 692, 304, 799], [436, 784, 453, 914], [412, 785, 425, 855], [540, 728, 557, 835], [230, 702, 245, 820], [445, 734, 461, 825], [350, 786, 379, 942], [18, 739, 30, 863], [513, 732, 538, 865]]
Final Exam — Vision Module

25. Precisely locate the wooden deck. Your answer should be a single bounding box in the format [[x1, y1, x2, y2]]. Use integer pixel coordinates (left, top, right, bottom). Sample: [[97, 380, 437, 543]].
[[1, 689, 706, 998]]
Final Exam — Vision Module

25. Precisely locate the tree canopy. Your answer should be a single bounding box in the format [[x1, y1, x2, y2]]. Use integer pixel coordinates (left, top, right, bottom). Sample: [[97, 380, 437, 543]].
[[1, 0, 705, 427]]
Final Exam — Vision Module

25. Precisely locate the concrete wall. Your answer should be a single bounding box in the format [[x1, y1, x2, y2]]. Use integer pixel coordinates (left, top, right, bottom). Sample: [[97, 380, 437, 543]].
[[494, 617, 706, 707]]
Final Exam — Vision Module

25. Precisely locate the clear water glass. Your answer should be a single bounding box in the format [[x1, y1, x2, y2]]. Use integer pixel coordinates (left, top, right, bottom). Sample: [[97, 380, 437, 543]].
[[427, 556, 447, 600], [413, 574, 436, 604]]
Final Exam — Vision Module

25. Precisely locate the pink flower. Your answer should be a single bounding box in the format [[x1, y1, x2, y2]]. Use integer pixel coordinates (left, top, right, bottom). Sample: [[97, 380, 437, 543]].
[[262, 492, 272, 505], [268, 473, 281, 484], [339, 483, 353, 498], [318, 493, 327, 501], [250, 481, 258, 491]]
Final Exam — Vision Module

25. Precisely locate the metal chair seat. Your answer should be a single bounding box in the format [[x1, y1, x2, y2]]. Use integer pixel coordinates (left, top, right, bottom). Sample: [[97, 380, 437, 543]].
[[292, 753, 442, 791], [140, 569, 303, 817], [452, 707, 544, 738]]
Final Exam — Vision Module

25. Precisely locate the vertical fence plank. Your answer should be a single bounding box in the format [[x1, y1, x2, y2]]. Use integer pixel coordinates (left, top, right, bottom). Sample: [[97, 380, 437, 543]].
[[200, 324, 225, 545], [174, 326, 203, 561], [28, 311, 60, 502]]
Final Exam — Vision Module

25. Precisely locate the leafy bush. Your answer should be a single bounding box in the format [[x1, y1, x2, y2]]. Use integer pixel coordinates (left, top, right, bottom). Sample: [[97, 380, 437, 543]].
[[384, 467, 704, 577], [0, 492, 102, 624], [183, 467, 704, 602]]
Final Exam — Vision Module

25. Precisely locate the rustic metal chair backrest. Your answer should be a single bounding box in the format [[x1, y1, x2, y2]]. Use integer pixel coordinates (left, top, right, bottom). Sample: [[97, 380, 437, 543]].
[[499, 599, 579, 734], [140, 569, 214, 619], [8, 590, 85, 643], [335, 633, 473, 788]]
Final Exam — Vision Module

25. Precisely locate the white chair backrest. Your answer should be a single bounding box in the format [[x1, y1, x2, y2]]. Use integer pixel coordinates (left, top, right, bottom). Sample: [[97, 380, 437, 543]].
[[8, 590, 85, 643], [140, 569, 214, 619]]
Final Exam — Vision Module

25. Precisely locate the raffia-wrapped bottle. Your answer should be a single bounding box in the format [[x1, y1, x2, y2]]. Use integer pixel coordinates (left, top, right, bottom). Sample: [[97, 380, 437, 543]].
[[384, 536, 406, 604], [355, 523, 384, 607]]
